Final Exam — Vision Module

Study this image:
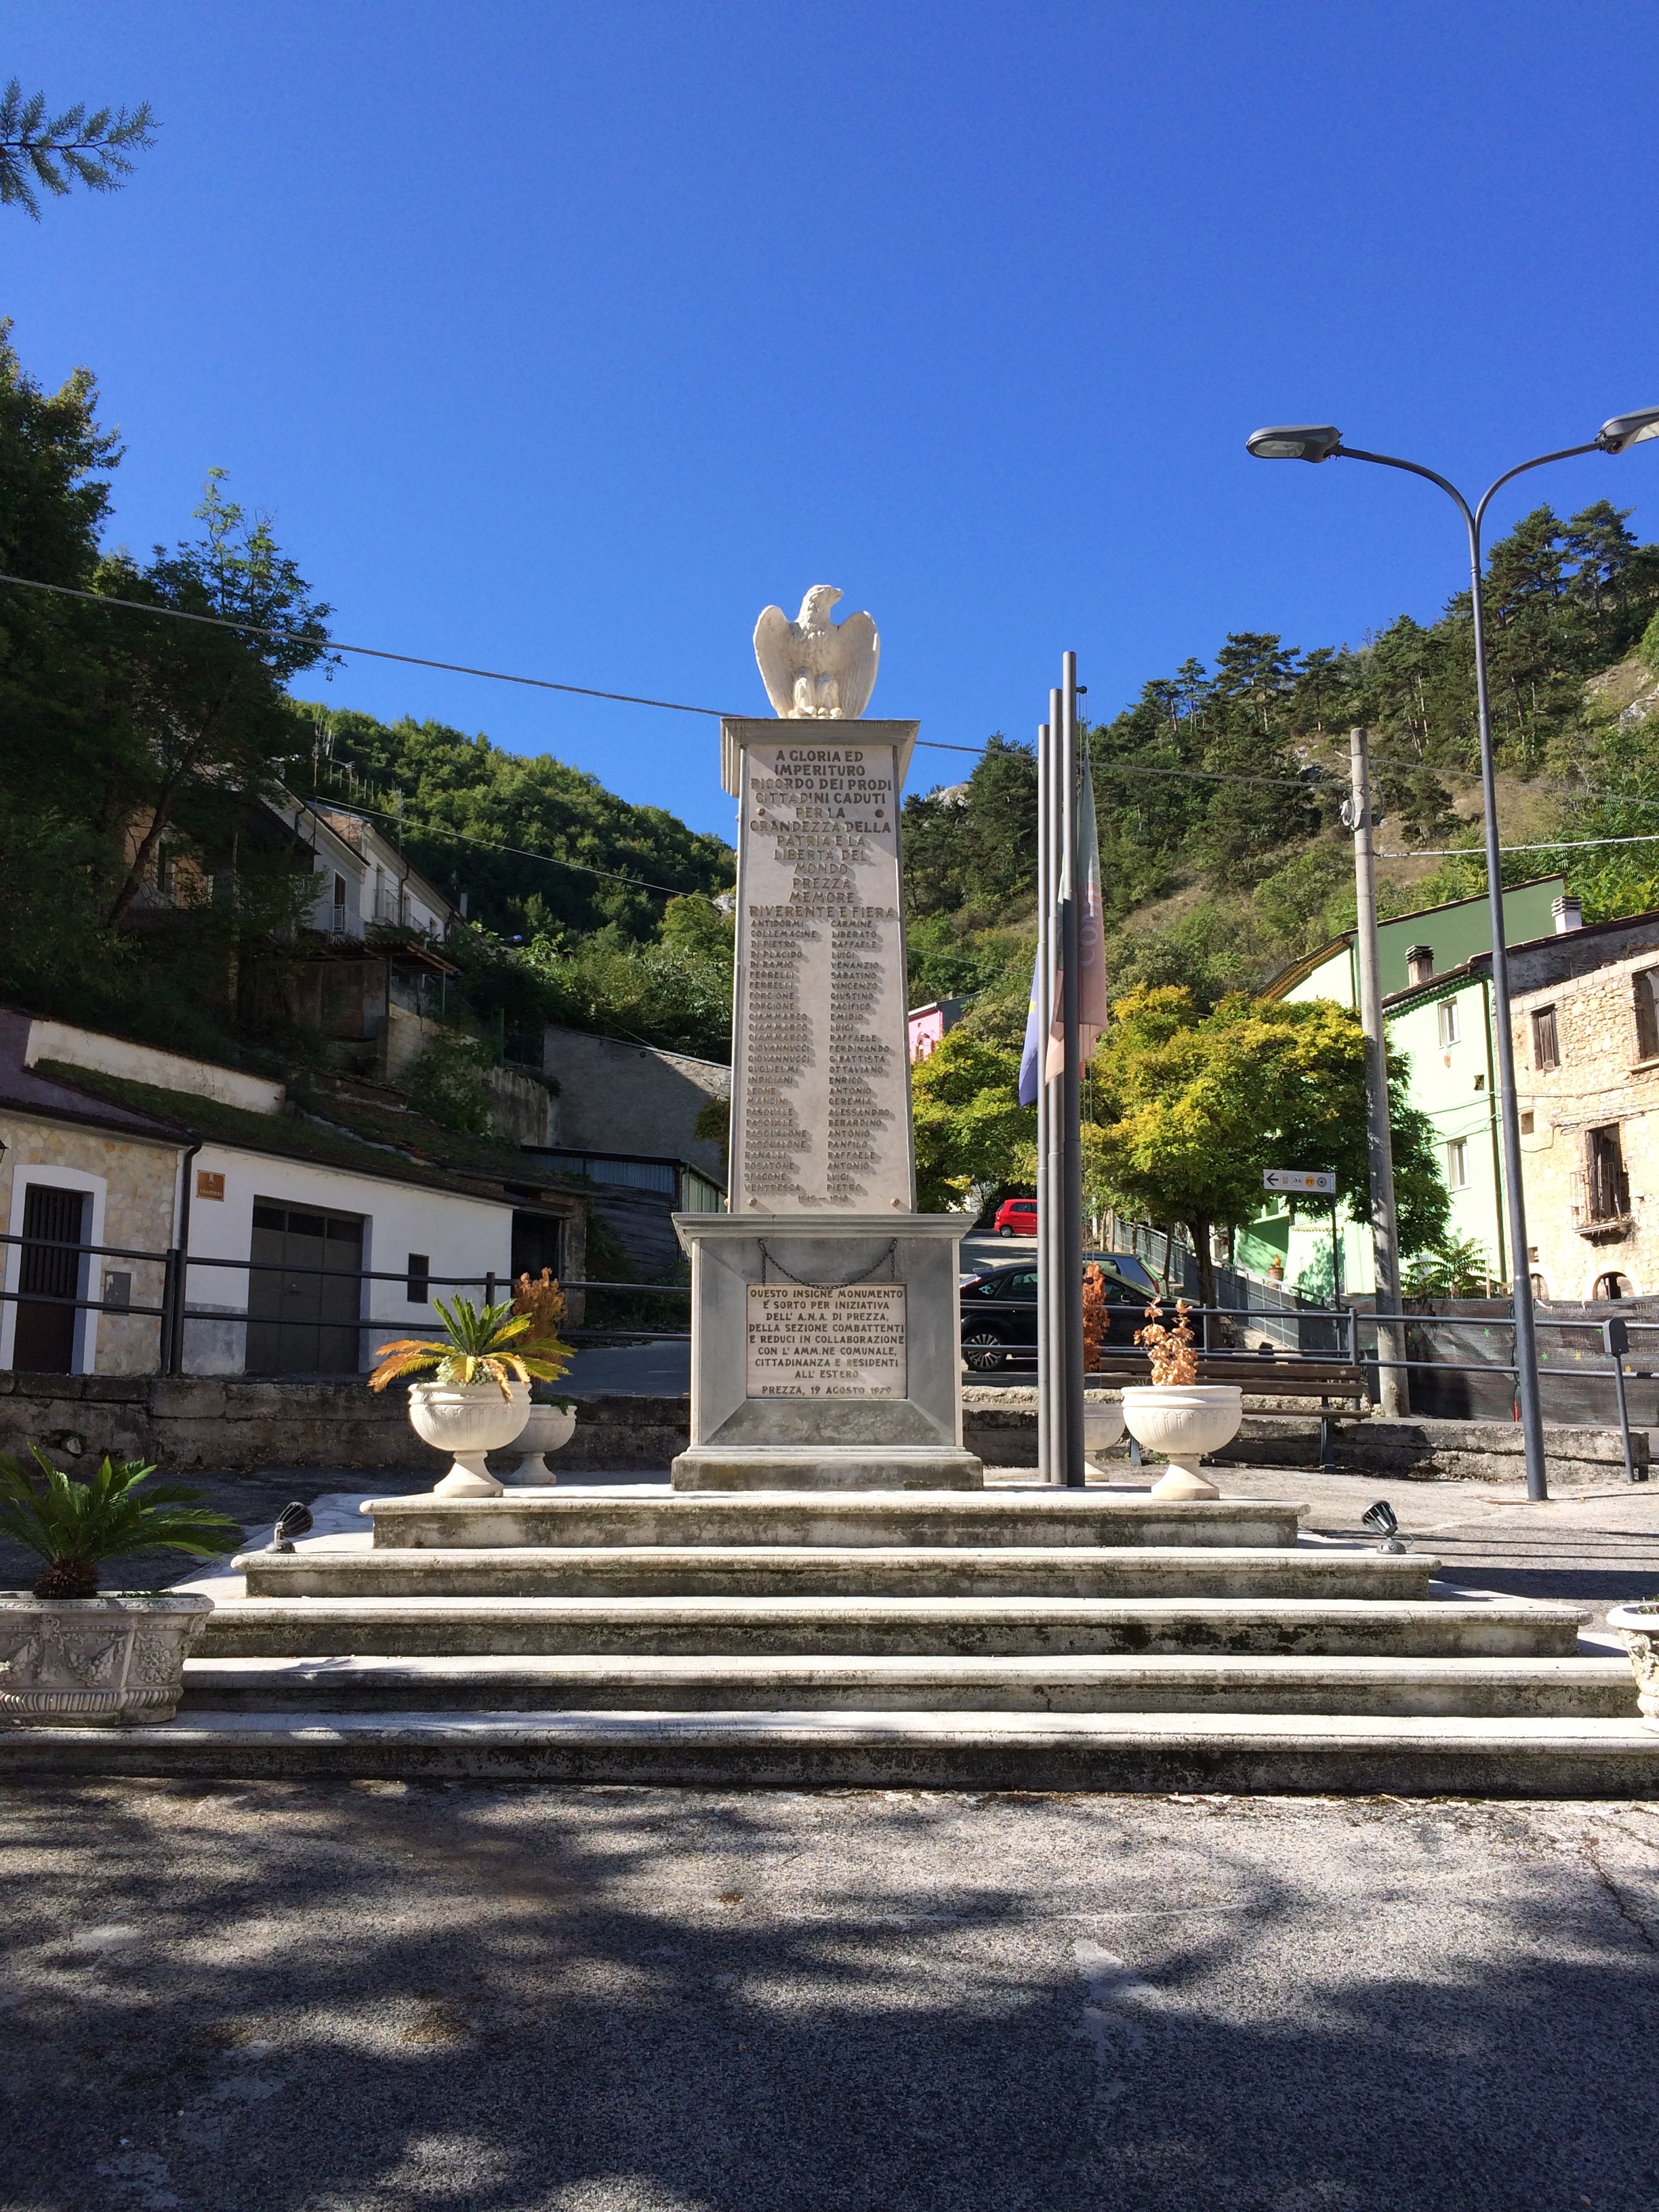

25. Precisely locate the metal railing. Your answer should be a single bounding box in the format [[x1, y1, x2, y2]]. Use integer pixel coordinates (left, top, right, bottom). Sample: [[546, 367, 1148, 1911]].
[[0, 1228, 691, 1376]]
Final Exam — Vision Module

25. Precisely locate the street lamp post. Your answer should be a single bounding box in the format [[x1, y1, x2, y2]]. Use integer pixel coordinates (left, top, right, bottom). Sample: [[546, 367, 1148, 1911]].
[[1246, 407, 1659, 1504]]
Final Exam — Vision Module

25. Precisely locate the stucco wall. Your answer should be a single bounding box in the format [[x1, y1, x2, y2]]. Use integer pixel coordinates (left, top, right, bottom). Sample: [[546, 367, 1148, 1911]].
[[542, 1024, 729, 1184], [24, 1019, 284, 1113], [0, 1111, 180, 1375], [183, 1143, 517, 1375]]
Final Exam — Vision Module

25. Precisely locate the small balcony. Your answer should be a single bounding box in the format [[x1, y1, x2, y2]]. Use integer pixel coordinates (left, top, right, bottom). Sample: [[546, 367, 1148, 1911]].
[[1572, 1166, 1633, 1241]]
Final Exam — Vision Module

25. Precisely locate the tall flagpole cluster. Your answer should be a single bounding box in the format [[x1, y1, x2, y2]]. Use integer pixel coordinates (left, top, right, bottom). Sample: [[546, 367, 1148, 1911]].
[[1021, 653, 1106, 1488]]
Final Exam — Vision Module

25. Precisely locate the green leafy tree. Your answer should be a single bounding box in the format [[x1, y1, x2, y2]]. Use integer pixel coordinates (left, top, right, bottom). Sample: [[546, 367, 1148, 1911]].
[[100, 472, 333, 922], [1090, 985, 1450, 1307], [0, 81, 157, 219], [910, 990, 1034, 1210]]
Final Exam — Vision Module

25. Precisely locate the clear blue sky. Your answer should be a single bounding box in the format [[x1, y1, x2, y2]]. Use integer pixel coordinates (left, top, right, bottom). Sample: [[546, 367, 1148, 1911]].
[[7, 2, 1659, 839]]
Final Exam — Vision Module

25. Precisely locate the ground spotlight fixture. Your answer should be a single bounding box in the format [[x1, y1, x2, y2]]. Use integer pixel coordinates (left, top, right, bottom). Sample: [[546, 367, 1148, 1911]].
[[1597, 408, 1659, 454], [1246, 424, 1343, 462], [268, 1500, 314, 1553], [1361, 1498, 1410, 1553]]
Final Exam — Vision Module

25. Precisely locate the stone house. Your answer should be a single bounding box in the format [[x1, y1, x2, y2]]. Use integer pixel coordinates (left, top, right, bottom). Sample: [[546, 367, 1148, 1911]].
[[1253, 877, 1567, 1293], [1, 1012, 590, 1381], [1500, 913, 1659, 1300]]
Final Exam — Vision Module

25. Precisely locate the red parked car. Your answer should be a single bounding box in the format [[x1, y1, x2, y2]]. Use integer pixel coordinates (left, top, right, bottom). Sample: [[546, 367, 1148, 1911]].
[[991, 1197, 1038, 1237]]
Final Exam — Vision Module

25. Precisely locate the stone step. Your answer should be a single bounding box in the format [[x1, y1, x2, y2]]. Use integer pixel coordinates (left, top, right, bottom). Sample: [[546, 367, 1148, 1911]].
[[237, 1543, 1431, 1603], [363, 1490, 1306, 1552], [181, 1652, 1640, 1719], [198, 1591, 1585, 1660], [5, 1707, 1655, 1795]]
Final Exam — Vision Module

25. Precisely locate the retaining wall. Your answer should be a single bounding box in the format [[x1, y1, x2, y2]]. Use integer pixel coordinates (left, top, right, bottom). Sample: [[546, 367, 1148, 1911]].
[[0, 1372, 1644, 1486]]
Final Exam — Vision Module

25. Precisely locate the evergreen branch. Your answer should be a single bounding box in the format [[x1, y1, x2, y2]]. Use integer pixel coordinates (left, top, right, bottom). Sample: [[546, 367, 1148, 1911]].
[[0, 81, 158, 220]]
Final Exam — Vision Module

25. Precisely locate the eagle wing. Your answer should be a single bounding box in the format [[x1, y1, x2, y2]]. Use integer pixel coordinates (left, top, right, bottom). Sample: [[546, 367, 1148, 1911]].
[[753, 604, 801, 718], [831, 608, 880, 719]]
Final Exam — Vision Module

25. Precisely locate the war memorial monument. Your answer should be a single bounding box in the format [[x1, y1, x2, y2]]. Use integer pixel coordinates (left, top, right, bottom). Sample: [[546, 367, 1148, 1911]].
[[671, 588, 983, 1490]]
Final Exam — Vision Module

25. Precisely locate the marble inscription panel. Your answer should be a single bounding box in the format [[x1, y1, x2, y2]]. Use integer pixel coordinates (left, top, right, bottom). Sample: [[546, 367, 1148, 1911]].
[[744, 1282, 908, 1397], [731, 739, 914, 1211]]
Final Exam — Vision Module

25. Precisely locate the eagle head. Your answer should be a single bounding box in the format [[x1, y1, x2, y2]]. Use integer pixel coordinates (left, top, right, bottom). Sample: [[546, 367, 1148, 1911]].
[[797, 585, 844, 631]]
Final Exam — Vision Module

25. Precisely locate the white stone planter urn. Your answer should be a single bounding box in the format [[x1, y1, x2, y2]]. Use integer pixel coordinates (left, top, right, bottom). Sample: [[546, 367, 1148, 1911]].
[[1082, 1401, 1126, 1465], [504, 1402, 578, 1485], [1607, 1603, 1659, 1727], [1120, 1385, 1243, 1500], [408, 1380, 530, 1498], [0, 1593, 213, 1725]]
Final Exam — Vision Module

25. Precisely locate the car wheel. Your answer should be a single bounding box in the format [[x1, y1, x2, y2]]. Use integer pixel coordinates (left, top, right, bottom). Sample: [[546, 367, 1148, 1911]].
[[962, 1329, 1008, 1371], [998, 1226, 1012, 1236]]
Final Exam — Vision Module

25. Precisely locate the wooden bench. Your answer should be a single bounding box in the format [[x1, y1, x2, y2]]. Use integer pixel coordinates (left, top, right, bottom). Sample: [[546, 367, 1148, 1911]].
[[1088, 1348, 1367, 1472]]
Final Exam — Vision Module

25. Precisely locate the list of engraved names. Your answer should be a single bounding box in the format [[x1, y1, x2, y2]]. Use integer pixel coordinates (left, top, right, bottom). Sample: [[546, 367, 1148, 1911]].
[[731, 740, 914, 1212]]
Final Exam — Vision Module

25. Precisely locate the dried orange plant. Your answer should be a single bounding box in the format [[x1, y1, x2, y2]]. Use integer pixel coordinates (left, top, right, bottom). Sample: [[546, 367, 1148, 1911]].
[[1134, 1299, 1198, 1387], [513, 1268, 567, 1338], [1082, 1263, 1109, 1372]]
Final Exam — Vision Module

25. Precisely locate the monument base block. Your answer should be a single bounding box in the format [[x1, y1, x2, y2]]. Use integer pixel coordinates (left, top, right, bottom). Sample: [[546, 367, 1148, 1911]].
[[673, 1213, 983, 1494], [672, 1446, 983, 1492]]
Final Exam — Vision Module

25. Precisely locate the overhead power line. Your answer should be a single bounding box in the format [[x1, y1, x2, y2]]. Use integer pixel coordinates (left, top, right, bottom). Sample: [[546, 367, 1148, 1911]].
[[11, 567, 1659, 821], [304, 792, 704, 899], [0, 570, 737, 719], [1378, 830, 1659, 859]]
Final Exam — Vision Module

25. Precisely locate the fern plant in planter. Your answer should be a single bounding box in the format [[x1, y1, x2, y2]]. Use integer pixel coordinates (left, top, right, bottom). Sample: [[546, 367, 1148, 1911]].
[[368, 1291, 574, 1498], [0, 1448, 241, 1727]]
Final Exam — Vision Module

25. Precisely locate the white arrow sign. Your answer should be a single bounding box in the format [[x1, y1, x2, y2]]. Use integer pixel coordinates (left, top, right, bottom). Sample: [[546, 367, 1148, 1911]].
[[1263, 1168, 1336, 1195]]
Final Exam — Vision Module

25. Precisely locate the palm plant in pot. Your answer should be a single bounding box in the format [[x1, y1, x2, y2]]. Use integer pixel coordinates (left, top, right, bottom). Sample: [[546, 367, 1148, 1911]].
[[0, 1447, 241, 1725], [1120, 1300, 1240, 1500], [369, 1289, 573, 1496]]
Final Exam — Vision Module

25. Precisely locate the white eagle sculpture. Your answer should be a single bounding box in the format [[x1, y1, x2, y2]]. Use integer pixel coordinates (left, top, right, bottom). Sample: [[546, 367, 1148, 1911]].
[[753, 586, 880, 720]]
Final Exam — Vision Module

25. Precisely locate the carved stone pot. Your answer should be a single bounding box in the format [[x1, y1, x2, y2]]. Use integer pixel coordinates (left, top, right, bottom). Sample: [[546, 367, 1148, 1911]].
[[1082, 1401, 1125, 1465], [502, 1403, 578, 1486], [408, 1380, 530, 1497], [1607, 1604, 1659, 1728], [0, 1593, 213, 1726], [1120, 1385, 1243, 1500]]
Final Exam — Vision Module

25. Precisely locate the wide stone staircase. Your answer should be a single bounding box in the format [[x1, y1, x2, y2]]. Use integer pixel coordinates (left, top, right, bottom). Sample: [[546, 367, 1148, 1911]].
[[4, 1482, 1655, 1793]]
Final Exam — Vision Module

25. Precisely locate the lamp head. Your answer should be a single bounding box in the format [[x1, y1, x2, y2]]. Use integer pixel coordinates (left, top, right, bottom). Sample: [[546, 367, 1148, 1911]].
[[1598, 408, 1659, 455], [1246, 424, 1343, 462]]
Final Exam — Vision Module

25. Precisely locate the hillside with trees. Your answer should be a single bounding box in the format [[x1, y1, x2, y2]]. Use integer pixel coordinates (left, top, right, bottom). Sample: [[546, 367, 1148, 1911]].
[[905, 497, 1659, 1251], [0, 325, 736, 1073], [11, 312, 1659, 1273]]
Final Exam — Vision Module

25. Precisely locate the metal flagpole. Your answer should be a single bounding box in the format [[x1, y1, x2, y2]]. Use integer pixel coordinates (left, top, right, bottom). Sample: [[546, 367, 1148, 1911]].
[[1060, 653, 1086, 1487], [1036, 716, 1054, 1483], [1043, 688, 1065, 1484]]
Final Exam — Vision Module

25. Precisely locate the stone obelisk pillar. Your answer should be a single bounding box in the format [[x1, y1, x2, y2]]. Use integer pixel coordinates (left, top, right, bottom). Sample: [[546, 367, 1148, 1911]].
[[671, 673, 981, 1490]]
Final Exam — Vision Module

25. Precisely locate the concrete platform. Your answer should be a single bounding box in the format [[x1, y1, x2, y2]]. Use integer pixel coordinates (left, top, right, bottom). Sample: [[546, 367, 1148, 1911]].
[[182, 1650, 1641, 1718], [194, 1591, 1588, 1659], [361, 1490, 1307, 1550], [3, 1706, 1655, 1795], [235, 1542, 1436, 1602]]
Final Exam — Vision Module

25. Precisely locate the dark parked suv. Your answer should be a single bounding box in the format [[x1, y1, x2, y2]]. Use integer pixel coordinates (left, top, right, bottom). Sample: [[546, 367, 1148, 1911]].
[[958, 1252, 1164, 1372]]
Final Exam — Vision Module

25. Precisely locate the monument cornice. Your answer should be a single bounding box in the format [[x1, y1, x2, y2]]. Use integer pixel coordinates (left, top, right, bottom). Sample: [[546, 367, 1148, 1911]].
[[720, 718, 920, 798]]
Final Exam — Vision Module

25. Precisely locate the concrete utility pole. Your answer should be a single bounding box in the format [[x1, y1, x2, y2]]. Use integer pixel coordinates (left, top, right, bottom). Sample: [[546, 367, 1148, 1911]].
[[1349, 724, 1408, 1416]]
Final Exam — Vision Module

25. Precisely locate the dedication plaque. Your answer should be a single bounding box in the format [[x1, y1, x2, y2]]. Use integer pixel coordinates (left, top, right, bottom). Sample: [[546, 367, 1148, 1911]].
[[745, 1283, 908, 1398], [728, 730, 916, 1213]]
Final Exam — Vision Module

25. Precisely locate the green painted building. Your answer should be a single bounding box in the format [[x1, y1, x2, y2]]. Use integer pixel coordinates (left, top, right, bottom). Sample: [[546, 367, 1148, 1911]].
[[1242, 876, 1567, 1296]]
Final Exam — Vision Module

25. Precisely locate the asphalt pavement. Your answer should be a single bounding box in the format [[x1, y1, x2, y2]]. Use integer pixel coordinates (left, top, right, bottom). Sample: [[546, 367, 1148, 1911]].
[[2, 1780, 1656, 2212]]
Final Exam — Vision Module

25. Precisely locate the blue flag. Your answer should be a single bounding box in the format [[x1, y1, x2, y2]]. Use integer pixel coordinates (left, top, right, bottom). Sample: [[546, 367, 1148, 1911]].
[[1018, 941, 1041, 1107]]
